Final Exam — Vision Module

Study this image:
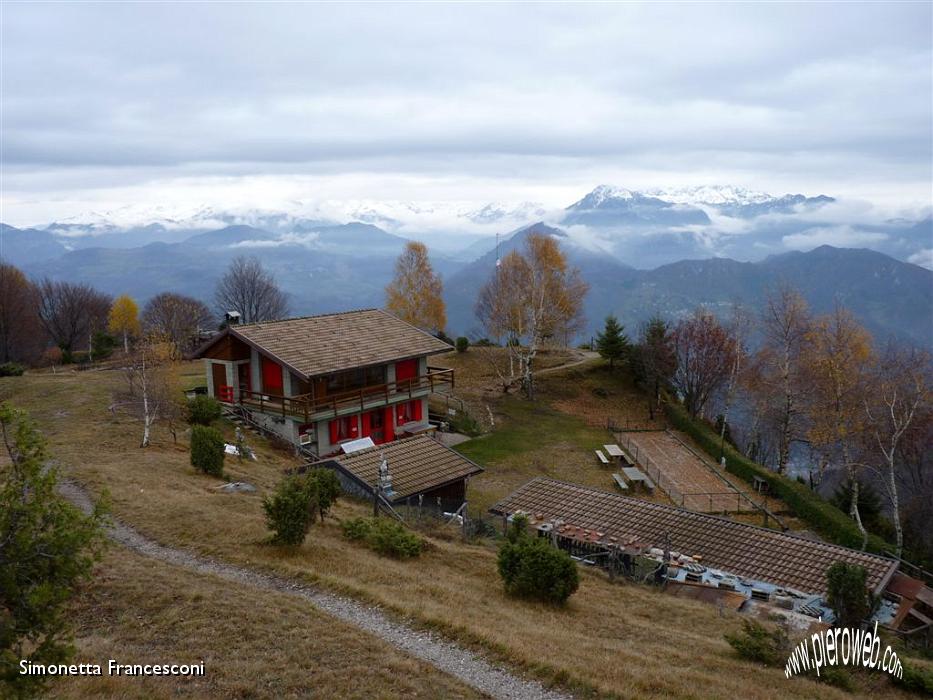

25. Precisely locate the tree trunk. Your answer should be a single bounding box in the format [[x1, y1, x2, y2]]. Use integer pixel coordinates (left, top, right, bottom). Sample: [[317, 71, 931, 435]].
[[846, 462, 868, 550], [887, 464, 903, 557], [140, 357, 151, 448], [123, 330, 129, 354]]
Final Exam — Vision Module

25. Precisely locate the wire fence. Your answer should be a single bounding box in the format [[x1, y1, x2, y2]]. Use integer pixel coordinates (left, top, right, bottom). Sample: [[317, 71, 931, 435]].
[[617, 433, 744, 513]]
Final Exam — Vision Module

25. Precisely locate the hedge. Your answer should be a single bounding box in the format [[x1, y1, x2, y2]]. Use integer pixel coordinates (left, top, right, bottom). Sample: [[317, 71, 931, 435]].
[[663, 400, 890, 554]]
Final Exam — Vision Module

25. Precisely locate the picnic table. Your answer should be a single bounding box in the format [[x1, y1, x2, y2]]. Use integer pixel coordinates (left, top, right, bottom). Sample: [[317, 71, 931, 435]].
[[604, 444, 624, 459], [621, 466, 655, 492]]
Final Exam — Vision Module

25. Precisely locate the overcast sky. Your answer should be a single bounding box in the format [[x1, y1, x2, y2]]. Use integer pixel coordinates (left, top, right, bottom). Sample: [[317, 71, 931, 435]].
[[2, 2, 931, 226]]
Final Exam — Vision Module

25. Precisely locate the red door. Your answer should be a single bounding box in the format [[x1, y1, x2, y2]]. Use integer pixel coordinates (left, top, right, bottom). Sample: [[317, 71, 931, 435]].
[[262, 356, 283, 394]]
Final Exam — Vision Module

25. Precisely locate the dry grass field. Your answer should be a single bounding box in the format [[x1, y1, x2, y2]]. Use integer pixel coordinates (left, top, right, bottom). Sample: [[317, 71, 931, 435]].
[[1, 363, 923, 699], [52, 549, 484, 700]]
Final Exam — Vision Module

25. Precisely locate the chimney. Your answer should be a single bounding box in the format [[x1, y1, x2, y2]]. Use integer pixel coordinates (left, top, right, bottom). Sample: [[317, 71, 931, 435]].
[[225, 311, 241, 326]]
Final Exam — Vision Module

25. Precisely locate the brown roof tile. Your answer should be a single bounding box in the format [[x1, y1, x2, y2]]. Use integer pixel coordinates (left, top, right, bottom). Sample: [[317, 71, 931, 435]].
[[490, 478, 898, 595], [201, 309, 452, 378], [330, 435, 483, 501]]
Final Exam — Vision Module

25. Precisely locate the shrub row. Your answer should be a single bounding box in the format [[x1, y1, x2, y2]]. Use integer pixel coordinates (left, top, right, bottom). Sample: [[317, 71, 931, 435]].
[[663, 400, 889, 554], [340, 517, 423, 558]]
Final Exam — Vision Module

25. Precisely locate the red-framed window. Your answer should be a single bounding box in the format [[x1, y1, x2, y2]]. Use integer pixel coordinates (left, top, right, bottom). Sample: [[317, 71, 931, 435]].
[[328, 415, 359, 444], [395, 399, 423, 425]]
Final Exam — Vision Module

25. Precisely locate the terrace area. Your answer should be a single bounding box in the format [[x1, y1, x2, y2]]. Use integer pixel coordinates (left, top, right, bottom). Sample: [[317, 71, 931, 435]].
[[227, 366, 455, 421]]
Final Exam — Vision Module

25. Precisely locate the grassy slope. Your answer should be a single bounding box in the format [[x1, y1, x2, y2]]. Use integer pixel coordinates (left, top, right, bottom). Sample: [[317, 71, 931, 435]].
[[0, 364, 917, 700], [52, 549, 483, 700]]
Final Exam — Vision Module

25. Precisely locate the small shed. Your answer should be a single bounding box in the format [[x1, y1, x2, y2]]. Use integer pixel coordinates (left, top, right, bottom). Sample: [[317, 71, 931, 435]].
[[307, 435, 484, 511]]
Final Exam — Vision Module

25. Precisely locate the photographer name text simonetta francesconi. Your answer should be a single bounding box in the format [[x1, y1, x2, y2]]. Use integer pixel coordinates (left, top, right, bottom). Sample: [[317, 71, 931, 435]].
[[20, 659, 205, 678]]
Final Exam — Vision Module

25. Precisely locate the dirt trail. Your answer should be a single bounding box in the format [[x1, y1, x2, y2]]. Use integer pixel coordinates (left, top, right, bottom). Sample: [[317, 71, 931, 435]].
[[58, 479, 572, 700]]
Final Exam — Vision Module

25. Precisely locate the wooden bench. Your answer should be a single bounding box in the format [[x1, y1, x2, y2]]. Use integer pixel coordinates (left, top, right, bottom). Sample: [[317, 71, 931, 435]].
[[612, 473, 629, 491], [595, 449, 610, 465]]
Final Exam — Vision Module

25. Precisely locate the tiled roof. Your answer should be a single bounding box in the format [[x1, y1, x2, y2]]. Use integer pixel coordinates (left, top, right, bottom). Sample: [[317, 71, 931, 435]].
[[489, 478, 898, 595], [200, 309, 452, 378], [330, 435, 483, 501]]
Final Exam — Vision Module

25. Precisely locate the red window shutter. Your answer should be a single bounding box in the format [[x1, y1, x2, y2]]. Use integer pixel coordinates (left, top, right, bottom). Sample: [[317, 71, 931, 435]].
[[384, 406, 395, 442], [350, 414, 359, 437], [395, 359, 417, 382], [261, 356, 283, 394], [396, 403, 405, 423], [360, 411, 371, 437], [412, 399, 422, 421], [329, 420, 339, 444]]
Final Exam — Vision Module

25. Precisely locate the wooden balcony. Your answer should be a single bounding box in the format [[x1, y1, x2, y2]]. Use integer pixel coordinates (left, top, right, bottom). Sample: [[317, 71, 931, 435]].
[[223, 367, 454, 421]]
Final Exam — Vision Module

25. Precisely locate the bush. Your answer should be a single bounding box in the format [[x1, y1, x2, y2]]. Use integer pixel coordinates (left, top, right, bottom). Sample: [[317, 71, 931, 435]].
[[340, 517, 373, 541], [91, 331, 116, 360], [724, 619, 790, 666], [894, 661, 933, 695], [190, 425, 225, 477], [0, 362, 25, 377], [187, 395, 222, 425], [340, 517, 423, 558], [306, 468, 341, 521], [263, 475, 319, 546], [455, 336, 470, 353], [497, 517, 579, 605], [826, 562, 873, 627], [663, 399, 890, 553]]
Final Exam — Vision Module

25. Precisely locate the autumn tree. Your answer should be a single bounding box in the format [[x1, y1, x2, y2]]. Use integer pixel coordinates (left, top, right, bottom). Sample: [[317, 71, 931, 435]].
[[671, 309, 737, 418], [0, 262, 44, 365], [716, 307, 750, 461], [142, 292, 213, 354], [595, 315, 630, 371], [475, 233, 588, 398], [804, 305, 875, 549], [859, 344, 930, 556], [631, 316, 676, 420], [385, 241, 446, 334], [36, 279, 111, 361], [751, 286, 812, 475], [122, 336, 179, 448], [108, 294, 141, 353], [215, 256, 288, 324]]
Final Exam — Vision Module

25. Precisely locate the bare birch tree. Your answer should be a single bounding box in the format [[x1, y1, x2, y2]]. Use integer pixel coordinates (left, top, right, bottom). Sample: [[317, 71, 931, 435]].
[[757, 285, 811, 475], [859, 344, 930, 556], [475, 233, 587, 399], [123, 337, 177, 448]]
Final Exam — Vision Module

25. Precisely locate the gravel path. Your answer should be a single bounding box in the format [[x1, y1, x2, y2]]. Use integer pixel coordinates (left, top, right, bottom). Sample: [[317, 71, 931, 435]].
[[59, 479, 572, 700]]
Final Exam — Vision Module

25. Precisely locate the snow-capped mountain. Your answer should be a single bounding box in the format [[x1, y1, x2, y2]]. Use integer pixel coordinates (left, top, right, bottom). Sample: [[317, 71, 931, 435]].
[[562, 185, 711, 227], [646, 185, 775, 206]]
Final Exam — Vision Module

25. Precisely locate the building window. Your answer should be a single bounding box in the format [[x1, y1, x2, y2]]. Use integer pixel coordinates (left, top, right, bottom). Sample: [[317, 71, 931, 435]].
[[395, 400, 422, 425], [329, 415, 359, 444]]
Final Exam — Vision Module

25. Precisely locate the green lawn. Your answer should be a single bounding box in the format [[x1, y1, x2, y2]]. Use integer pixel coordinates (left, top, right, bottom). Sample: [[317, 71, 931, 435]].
[[454, 395, 622, 515], [456, 396, 610, 464]]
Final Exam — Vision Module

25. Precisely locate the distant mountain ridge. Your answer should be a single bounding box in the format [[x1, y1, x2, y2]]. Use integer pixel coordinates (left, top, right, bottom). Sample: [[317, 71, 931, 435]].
[[445, 224, 932, 348]]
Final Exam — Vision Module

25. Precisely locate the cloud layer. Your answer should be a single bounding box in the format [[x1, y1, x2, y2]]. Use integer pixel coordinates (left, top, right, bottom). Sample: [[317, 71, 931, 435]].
[[2, 3, 931, 225]]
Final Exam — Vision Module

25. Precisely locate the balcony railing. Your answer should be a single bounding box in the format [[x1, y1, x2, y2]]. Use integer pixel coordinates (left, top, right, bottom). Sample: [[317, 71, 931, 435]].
[[222, 367, 454, 421]]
